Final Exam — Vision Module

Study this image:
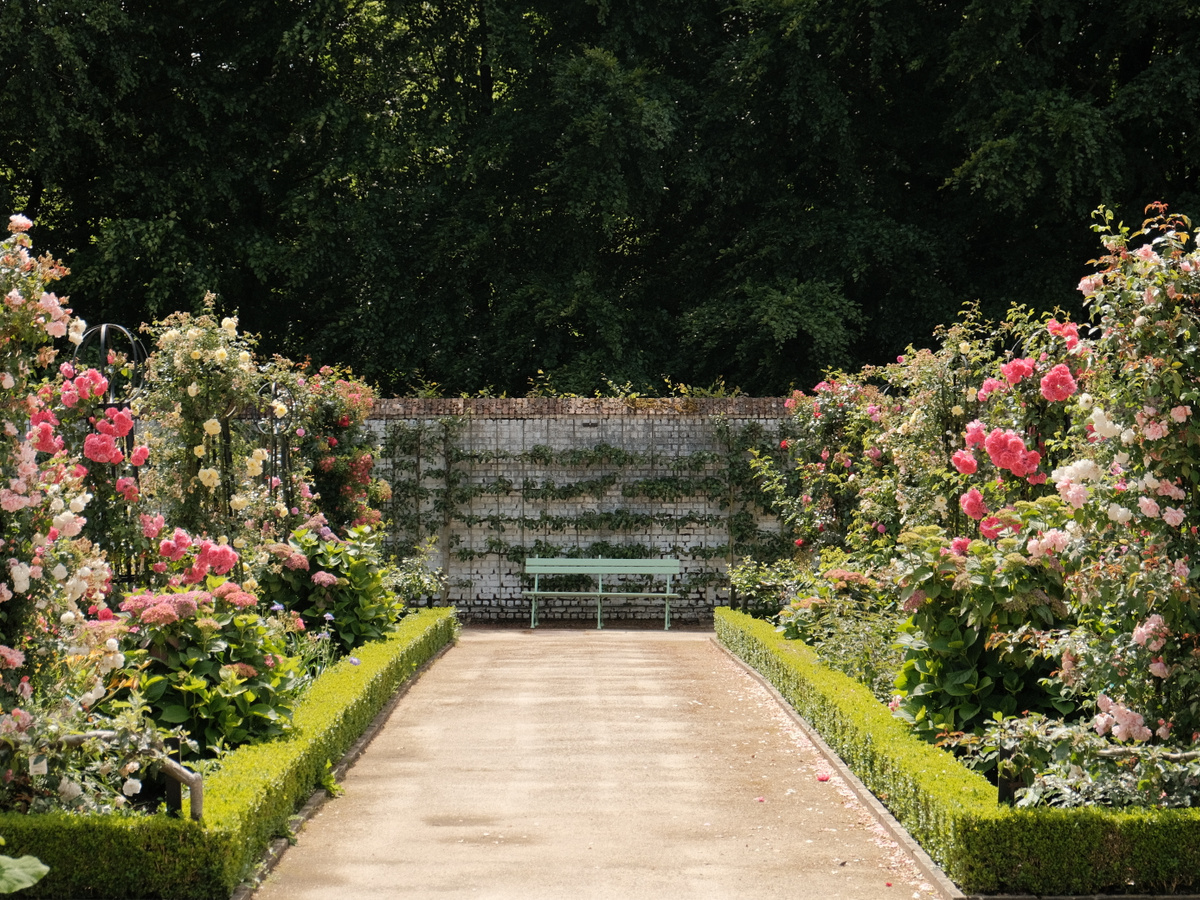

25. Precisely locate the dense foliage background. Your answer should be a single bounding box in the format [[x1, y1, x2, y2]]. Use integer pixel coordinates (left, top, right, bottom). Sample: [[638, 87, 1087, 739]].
[[3, 0, 1198, 395]]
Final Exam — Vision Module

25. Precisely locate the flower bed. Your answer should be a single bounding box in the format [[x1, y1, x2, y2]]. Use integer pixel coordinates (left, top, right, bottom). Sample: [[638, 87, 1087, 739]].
[[716, 607, 1200, 895], [0, 606, 457, 900]]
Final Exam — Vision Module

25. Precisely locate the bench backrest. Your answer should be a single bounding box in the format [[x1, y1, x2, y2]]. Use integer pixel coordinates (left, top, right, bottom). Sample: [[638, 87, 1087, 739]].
[[525, 557, 679, 576]]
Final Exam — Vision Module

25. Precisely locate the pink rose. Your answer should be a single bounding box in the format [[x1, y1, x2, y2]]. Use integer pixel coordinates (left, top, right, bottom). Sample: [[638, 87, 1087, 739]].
[[951, 449, 977, 474], [959, 488, 988, 521], [1039, 364, 1078, 402]]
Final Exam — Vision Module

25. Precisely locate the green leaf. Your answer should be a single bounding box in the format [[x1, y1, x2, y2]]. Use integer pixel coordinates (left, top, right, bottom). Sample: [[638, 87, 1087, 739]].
[[159, 704, 192, 724], [0, 855, 50, 893]]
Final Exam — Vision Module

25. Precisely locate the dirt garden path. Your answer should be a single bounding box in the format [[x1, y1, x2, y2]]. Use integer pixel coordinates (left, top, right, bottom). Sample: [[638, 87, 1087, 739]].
[[249, 627, 957, 900]]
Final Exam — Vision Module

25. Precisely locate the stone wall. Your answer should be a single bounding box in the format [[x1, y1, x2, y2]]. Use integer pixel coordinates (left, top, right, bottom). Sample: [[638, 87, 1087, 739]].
[[369, 397, 791, 625]]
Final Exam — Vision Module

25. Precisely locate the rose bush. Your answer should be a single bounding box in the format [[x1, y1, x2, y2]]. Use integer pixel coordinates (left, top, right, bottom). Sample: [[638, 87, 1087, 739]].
[[754, 205, 1200, 805], [0, 216, 439, 813]]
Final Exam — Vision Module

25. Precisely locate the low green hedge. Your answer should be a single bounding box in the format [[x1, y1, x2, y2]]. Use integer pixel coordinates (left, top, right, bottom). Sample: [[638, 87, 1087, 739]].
[[0, 606, 458, 900], [715, 607, 1200, 895]]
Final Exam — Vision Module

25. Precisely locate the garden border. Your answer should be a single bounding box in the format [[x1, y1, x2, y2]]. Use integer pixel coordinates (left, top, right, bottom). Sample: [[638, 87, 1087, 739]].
[[714, 607, 1200, 896], [0, 607, 458, 900]]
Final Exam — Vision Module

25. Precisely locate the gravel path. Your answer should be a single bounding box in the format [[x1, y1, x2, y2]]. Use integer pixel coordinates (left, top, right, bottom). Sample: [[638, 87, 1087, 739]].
[[250, 627, 947, 900]]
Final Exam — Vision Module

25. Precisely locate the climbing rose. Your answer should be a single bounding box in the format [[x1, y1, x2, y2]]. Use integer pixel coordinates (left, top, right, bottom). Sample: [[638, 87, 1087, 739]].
[[979, 516, 1006, 540], [951, 450, 977, 474], [1040, 364, 1078, 402], [999, 358, 1035, 385], [959, 489, 987, 521]]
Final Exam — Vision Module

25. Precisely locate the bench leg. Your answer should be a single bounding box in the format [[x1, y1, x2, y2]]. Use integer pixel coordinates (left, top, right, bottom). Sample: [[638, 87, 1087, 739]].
[[596, 596, 603, 630], [530, 597, 538, 629], [664, 598, 671, 631]]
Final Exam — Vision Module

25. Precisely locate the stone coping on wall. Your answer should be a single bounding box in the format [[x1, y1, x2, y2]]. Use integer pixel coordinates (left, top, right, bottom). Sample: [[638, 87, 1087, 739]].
[[373, 396, 790, 419]]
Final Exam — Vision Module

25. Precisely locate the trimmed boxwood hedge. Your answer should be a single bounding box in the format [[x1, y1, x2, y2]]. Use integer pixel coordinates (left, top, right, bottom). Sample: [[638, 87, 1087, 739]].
[[0, 606, 458, 900], [716, 607, 1200, 895]]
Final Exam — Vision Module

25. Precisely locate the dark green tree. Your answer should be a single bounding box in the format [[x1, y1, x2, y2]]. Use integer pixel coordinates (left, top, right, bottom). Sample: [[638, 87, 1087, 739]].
[[4, 0, 1198, 395]]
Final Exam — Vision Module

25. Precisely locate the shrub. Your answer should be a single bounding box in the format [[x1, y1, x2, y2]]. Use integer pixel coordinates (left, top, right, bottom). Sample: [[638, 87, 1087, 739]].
[[116, 580, 302, 755], [255, 524, 405, 652], [0, 607, 457, 900], [716, 607, 1200, 895]]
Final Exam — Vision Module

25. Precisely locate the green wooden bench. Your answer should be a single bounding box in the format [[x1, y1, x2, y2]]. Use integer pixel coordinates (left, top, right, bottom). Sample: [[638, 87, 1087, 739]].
[[522, 557, 681, 630]]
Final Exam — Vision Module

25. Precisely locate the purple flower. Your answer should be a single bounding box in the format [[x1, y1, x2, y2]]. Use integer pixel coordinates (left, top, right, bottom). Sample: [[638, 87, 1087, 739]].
[[270, 602, 284, 612], [349, 657, 361, 666], [323, 612, 334, 621]]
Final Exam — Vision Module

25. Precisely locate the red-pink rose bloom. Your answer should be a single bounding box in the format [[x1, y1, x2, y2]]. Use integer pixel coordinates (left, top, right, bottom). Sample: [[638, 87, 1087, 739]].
[[978, 516, 1005, 540], [140, 513, 165, 539], [951, 449, 977, 474], [999, 357, 1035, 385], [982, 428, 1041, 477], [83, 432, 123, 464], [130, 445, 150, 466], [959, 488, 988, 521], [1040, 364, 1078, 402], [1047, 319, 1080, 350], [950, 537, 971, 556], [977, 377, 1005, 402], [115, 476, 139, 503]]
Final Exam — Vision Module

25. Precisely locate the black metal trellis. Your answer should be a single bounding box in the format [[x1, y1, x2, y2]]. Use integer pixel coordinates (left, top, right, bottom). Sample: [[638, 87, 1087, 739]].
[[255, 380, 295, 514], [72, 324, 149, 588]]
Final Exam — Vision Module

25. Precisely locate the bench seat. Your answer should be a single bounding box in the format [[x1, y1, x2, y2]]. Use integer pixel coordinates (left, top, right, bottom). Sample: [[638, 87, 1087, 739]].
[[522, 557, 680, 630]]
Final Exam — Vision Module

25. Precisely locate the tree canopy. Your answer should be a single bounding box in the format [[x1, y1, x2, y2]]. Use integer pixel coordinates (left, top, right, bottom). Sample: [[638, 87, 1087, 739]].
[[3, 0, 1198, 395]]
